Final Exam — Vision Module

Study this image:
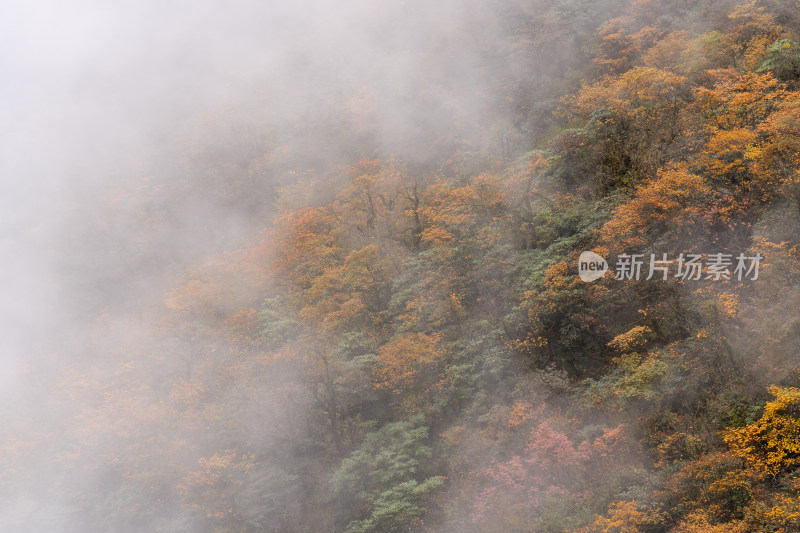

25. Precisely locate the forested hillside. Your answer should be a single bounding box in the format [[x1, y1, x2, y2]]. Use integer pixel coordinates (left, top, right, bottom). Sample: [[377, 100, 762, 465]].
[[5, 0, 800, 531]]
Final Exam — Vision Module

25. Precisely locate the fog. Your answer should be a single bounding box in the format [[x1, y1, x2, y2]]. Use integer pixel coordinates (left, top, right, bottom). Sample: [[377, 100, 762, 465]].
[[1, 0, 531, 530], [6, 0, 799, 530], [13, 0, 788, 530], [1, 0, 500, 347]]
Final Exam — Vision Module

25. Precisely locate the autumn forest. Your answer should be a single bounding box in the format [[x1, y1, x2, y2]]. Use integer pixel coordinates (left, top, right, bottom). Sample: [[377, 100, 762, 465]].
[[5, 0, 800, 531]]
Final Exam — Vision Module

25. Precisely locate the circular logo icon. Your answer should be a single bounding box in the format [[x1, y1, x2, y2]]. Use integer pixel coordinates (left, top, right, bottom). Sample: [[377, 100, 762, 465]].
[[578, 251, 608, 282]]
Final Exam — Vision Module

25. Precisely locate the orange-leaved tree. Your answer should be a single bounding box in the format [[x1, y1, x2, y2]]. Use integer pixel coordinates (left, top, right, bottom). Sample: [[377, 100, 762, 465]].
[[599, 163, 711, 251], [374, 332, 446, 399]]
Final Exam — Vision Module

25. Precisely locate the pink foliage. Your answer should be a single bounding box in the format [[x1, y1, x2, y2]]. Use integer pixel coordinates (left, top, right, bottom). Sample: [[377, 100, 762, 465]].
[[471, 422, 627, 522]]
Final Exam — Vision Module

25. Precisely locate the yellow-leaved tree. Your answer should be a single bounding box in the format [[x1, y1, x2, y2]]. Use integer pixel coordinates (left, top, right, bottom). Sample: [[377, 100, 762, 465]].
[[724, 386, 800, 478]]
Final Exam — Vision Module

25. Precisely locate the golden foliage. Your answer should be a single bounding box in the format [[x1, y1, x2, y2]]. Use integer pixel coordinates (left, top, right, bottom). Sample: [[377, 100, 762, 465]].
[[608, 326, 655, 353], [693, 70, 787, 130], [567, 67, 687, 119], [374, 332, 446, 395], [586, 500, 650, 532], [300, 244, 390, 333], [600, 164, 711, 250], [724, 386, 800, 477]]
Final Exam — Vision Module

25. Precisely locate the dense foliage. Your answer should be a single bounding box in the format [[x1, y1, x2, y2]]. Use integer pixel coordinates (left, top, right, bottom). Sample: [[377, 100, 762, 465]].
[[6, 0, 800, 531]]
